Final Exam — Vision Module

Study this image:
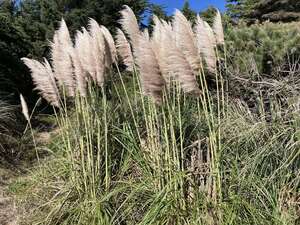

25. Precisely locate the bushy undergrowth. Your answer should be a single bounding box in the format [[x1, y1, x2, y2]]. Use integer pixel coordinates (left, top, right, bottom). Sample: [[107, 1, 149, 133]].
[[0, 99, 33, 164], [226, 21, 300, 75], [225, 22, 300, 119], [16, 66, 299, 225]]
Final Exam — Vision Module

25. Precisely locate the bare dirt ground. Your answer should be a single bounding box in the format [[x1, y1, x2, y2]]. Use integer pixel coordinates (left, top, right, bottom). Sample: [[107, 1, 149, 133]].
[[0, 129, 56, 225], [0, 169, 18, 225]]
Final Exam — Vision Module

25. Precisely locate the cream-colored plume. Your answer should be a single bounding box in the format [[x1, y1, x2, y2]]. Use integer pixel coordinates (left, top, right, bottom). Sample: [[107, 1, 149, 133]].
[[212, 10, 225, 45], [115, 28, 134, 71], [151, 16, 170, 81], [20, 94, 30, 121], [152, 17, 201, 94], [74, 28, 97, 83], [142, 28, 150, 41], [173, 10, 201, 72], [22, 58, 60, 107], [100, 26, 117, 67], [50, 19, 75, 96], [152, 16, 163, 43], [119, 5, 141, 48], [135, 32, 165, 102], [88, 19, 106, 85], [195, 16, 217, 73], [70, 47, 87, 96]]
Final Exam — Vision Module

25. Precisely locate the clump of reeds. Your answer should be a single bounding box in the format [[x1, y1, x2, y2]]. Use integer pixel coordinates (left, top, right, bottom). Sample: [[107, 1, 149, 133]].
[[22, 7, 225, 105], [118, 5, 225, 99], [18, 7, 300, 225], [22, 18, 118, 107], [115, 28, 134, 72]]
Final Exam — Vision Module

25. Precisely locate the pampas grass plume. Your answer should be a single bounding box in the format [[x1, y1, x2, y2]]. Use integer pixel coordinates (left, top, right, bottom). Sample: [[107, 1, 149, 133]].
[[152, 16, 201, 94], [119, 5, 141, 49], [20, 94, 30, 121], [88, 19, 106, 85], [195, 16, 217, 73], [101, 25, 117, 67], [212, 9, 225, 45], [173, 9, 201, 72], [22, 58, 60, 107], [50, 19, 75, 96], [135, 33, 165, 103], [115, 28, 134, 71]]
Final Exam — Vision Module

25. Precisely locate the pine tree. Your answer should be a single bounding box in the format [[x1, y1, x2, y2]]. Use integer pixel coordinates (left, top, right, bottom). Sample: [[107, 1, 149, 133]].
[[199, 6, 217, 25], [227, 0, 300, 22], [181, 0, 197, 24], [251, 0, 300, 22], [226, 0, 260, 19]]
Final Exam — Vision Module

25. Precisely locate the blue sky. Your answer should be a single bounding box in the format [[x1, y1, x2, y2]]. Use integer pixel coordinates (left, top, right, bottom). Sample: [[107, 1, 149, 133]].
[[149, 0, 227, 14]]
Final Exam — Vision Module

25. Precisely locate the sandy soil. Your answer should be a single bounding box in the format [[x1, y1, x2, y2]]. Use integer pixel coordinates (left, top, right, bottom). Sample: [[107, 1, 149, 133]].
[[0, 169, 18, 225]]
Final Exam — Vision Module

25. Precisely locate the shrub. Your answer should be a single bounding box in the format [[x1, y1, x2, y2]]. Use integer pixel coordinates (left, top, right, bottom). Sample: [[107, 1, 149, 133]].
[[226, 21, 300, 75]]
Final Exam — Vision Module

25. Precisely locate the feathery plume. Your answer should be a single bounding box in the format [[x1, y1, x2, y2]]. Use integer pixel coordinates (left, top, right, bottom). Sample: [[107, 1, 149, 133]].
[[50, 19, 75, 96], [212, 10, 225, 45], [142, 28, 150, 41], [152, 17, 201, 94], [119, 5, 140, 48], [135, 33, 165, 103], [195, 16, 217, 73], [173, 10, 201, 72], [115, 28, 134, 71], [152, 15, 163, 43], [88, 19, 106, 85], [22, 58, 60, 107], [20, 94, 30, 121], [101, 26, 117, 67], [70, 47, 87, 96], [151, 16, 170, 81], [75, 29, 97, 83]]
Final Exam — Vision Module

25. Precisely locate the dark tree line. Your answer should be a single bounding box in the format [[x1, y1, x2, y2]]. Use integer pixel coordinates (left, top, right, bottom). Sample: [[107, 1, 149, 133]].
[[226, 0, 300, 22]]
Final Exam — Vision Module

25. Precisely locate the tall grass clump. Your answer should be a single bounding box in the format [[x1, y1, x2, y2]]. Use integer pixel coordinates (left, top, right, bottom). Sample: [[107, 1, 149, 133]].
[[220, 98, 299, 224], [0, 98, 35, 165], [17, 6, 299, 225]]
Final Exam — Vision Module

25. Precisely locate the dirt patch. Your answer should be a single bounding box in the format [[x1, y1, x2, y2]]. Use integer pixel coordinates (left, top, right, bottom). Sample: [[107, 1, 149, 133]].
[[0, 169, 19, 225]]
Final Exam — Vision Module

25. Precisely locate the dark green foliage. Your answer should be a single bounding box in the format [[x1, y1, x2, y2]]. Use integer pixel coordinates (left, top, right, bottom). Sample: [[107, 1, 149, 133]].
[[250, 0, 300, 22], [225, 21, 300, 125], [0, 99, 32, 165], [226, 0, 300, 22], [226, 0, 260, 19], [181, 1, 197, 24], [226, 21, 300, 75], [199, 6, 217, 25], [0, 0, 35, 103]]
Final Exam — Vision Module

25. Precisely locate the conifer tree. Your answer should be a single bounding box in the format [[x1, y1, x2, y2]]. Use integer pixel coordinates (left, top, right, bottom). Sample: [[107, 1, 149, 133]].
[[181, 0, 197, 24]]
